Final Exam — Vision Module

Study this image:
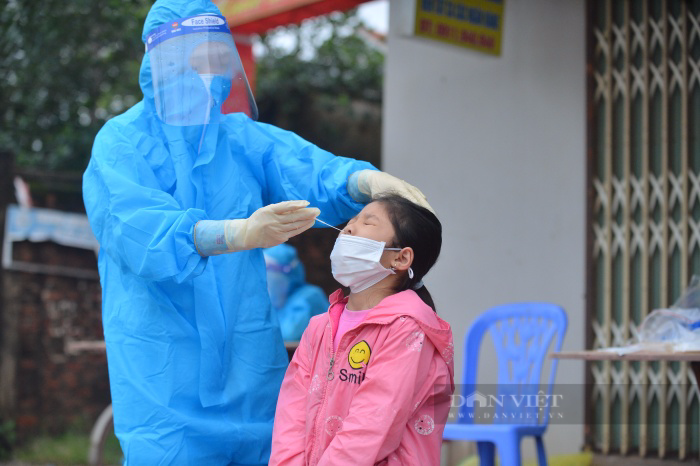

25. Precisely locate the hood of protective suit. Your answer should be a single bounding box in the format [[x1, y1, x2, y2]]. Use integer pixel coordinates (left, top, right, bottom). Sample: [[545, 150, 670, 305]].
[[139, 0, 222, 100], [137, 0, 260, 141]]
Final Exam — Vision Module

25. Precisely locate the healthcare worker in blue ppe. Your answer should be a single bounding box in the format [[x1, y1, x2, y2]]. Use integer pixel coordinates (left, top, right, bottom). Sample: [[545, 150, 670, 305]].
[[264, 244, 329, 341], [82, 0, 433, 463]]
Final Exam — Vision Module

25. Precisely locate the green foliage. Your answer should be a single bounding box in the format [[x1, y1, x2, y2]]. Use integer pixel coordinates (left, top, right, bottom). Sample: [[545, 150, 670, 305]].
[[0, 0, 151, 172], [15, 432, 90, 464], [0, 4, 384, 172], [0, 420, 15, 460], [14, 430, 122, 465], [255, 9, 384, 125]]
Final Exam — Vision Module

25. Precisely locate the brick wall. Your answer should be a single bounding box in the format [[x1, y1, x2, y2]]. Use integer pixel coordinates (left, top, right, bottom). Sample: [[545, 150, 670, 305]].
[[5, 242, 108, 442], [0, 157, 110, 443]]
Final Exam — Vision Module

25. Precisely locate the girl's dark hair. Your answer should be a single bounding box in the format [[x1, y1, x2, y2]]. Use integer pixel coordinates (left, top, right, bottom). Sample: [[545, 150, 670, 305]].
[[374, 194, 442, 312]]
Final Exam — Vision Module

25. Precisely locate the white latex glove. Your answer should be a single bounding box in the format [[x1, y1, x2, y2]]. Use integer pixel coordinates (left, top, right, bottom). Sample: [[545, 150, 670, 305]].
[[353, 170, 435, 213], [194, 201, 319, 256], [225, 200, 320, 251]]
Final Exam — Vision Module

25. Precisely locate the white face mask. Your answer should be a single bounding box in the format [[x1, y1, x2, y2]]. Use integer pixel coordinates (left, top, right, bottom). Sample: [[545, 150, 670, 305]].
[[330, 234, 401, 293]]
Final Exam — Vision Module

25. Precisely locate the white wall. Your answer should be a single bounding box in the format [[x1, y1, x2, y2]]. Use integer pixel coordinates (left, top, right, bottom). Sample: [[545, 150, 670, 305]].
[[384, 0, 587, 461]]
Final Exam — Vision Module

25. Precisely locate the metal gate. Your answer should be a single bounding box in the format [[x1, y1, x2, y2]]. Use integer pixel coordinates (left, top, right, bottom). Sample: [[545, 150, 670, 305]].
[[587, 0, 700, 459]]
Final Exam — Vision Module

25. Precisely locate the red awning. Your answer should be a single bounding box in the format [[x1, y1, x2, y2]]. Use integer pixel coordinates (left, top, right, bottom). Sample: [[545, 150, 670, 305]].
[[214, 0, 370, 35]]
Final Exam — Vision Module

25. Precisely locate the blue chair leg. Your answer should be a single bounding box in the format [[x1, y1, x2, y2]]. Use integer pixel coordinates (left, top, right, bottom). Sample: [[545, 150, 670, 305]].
[[496, 435, 522, 466], [477, 441, 496, 466], [534, 435, 547, 466]]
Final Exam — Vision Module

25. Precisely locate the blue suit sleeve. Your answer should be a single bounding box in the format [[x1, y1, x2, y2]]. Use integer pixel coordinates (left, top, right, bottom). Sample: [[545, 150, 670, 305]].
[[255, 121, 378, 226], [83, 125, 208, 283]]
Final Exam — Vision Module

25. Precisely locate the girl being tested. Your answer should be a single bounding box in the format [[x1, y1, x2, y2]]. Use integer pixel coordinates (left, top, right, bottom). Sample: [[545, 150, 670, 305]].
[[270, 195, 455, 465]]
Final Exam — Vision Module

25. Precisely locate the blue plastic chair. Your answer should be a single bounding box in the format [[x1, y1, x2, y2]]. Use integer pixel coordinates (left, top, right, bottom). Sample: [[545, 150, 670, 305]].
[[443, 302, 568, 466]]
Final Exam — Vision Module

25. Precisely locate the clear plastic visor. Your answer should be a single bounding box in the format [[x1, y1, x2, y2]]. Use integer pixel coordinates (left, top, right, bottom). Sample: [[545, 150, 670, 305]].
[[146, 16, 257, 125]]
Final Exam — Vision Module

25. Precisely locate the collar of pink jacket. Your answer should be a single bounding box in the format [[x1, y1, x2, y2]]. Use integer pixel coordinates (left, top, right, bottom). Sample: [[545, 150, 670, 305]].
[[326, 288, 455, 378]]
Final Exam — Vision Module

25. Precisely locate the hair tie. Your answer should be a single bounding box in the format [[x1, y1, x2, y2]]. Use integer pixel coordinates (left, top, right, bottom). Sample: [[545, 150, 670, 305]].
[[413, 280, 424, 290]]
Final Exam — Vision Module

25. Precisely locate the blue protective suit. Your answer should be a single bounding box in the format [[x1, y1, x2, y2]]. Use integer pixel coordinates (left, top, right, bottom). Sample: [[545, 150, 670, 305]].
[[263, 244, 329, 340], [81, 1, 374, 463]]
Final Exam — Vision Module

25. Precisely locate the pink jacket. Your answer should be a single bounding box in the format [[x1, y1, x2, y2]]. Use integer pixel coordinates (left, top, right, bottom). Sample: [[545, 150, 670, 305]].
[[270, 289, 455, 466]]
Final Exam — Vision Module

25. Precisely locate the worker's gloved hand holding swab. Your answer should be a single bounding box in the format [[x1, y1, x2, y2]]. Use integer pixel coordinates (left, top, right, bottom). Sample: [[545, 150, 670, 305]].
[[226, 200, 320, 250], [194, 200, 320, 256]]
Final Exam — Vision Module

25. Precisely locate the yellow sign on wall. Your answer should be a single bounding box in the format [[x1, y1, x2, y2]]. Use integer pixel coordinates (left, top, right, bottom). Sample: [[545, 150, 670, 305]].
[[415, 0, 505, 56]]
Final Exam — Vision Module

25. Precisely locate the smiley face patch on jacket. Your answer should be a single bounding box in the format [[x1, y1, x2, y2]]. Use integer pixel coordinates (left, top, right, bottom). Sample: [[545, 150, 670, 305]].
[[348, 340, 371, 369]]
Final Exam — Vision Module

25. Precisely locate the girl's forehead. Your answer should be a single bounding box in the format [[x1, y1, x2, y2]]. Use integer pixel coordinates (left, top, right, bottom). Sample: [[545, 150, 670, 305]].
[[360, 201, 389, 218]]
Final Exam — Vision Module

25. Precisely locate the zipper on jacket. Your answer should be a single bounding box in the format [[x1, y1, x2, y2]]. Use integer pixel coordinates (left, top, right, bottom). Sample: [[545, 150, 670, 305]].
[[308, 316, 336, 465], [326, 356, 335, 381], [309, 311, 396, 464]]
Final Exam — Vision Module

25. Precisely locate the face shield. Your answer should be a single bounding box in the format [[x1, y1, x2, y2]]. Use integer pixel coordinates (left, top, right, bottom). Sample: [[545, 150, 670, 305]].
[[265, 259, 300, 310], [145, 13, 258, 126]]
